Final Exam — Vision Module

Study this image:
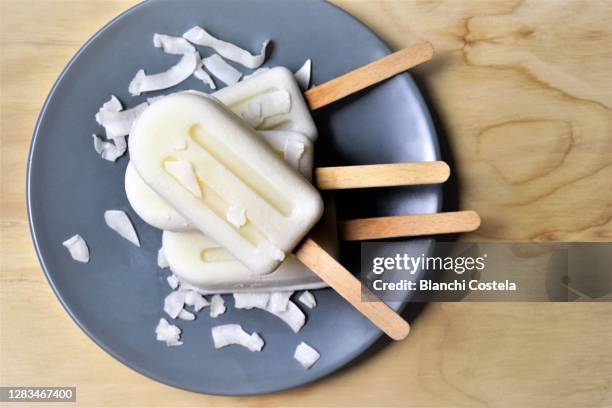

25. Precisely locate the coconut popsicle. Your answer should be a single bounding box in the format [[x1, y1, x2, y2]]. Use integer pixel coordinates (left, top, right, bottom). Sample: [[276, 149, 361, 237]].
[[129, 93, 323, 275]]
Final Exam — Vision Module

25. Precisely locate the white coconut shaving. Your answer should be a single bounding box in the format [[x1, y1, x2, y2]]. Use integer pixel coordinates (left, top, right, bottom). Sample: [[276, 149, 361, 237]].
[[163, 290, 186, 319], [294, 59, 312, 90], [95, 102, 148, 138], [249, 90, 291, 119], [155, 318, 183, 347], [242, 67, 270, 81], [183, 26, 269, 69], [226, 205, 246, 228], [211, 324, 264, 352], [100, 95, 122, 112], [265, 300, 305, 333], [178, 309, 195, 321], [153, 33, 195, 55], [163, 160, 201, 198], [194, 54, 216, 89], [284, 139, 305, 170], [62, 234, 89, 263], [210, 294, 226, 318], [92, 134, 127, 162], [256, 241, 286, 263], [166, 275, 179, 290], [158, 247, 169, 269], [203, 54, 242, 86], [104, 210, 140, 247], [294, 342, 320, 369], [268, 291, 294, 313], [298, 290, 317, 309], [233, 292, 271, 309], [184, 290, 209, 312], [128, 52, 198, 96]]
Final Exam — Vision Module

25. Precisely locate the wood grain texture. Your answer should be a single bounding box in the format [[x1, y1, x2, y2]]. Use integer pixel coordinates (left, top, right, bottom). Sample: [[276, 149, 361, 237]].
[[315, 161, 450, 190], [340, 211, 481, 241], [1, 0, 612, 407], [295, 238, 410, 340], [305, 42, 434, 110]]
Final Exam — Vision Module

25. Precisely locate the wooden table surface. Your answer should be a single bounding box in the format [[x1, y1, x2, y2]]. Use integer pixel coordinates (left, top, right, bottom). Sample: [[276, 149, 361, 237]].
[[1, 1, 611, 406]]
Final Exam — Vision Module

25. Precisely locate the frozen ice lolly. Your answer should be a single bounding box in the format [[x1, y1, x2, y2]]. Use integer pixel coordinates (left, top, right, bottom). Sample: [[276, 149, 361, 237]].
[[212, 67, 318, 141], [125, 130, 313, 231], [129, 93, 323, 275]]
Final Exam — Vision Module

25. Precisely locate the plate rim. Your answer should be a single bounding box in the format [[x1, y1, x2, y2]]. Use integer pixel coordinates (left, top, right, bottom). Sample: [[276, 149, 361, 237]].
[[26, 0, 441, 396]]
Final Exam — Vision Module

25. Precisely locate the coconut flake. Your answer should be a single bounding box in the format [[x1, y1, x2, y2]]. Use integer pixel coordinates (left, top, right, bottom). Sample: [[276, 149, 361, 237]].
[[183, 26, 269, 69], [95, 102, 148, 138], [233, 292, 271, 309], [265, 300, 305, 333], [193, 53, 216, 89], [155, 318, 183, 347], [226, 205, 246, 228], [256, 241, 285, 264], [104, 210, 140, 246], [249, 90, 291, 119], [211, 324, 264, 352], [294, 59, 312, 90], [92, 134, 127, 162], [178, 309, 195, 321], [242, 67, 271, 81], [298, 290, 317, 309], [203, 54, 242, 86], [158, 247, 169, 268], [62, 234, 89, 263], [210, 294, 226, 318], [164, 290, 186, 319], [284, 139, 305, 170], [184, 290, 209, 312], [100, 95, 123, 113], [153, 33, 195, 55], [268, 291, 293, 313], [128, 52, 198, 96], [294, 342, 320, 369], [166, 275, 179, 290], [164, 160, 201, 198]]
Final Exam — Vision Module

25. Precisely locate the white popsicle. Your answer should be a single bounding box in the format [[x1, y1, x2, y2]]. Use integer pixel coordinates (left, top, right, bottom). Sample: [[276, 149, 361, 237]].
[[129, 93, 323, 275]]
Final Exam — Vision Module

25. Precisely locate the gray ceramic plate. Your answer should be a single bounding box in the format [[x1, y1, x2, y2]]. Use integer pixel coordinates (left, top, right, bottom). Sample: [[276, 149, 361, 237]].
[[27, 0, 441, 396]]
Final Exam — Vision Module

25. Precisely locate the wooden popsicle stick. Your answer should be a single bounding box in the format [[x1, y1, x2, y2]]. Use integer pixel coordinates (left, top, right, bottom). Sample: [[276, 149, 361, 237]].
[[315, 161, 449, 190], [295, 238, 410, 340], [340, 211, 481, 241], [305, 42, 434, 110]]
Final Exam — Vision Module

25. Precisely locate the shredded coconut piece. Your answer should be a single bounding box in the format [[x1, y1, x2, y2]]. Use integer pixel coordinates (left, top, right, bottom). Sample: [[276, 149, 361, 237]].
[[104, 210, 140, 246], [211, 324, 264, 352], [248, 90, 291, 120], [178, 309, 195, 321], [92, 134, 127, 162], [153, 33, 195, 55], [268, 291, 294, 313], [128, 52, 198, 96], [294, 342, 320, 369], [100, 95, 122, 112], [233, 292, 271, 309], [164, 290, 186, 319], [167, 275, 179, 290], [158, 247, 169, 268], [203, 54, 242, 86], [265, 300, 305, 333], [298, 290, 317, 309], [95, 102, 148, 138], [183, 26, 269, 69], [193, 53, 216, 89], [210, 294, 226, 318], [294, 59, 312, 90], [256, 241, 285, 264], [184, 290, 209, 312], [226, 205, 246, 228], [155, 318, 183, 347], [284, 139, 305, 170], [164, 161, 201, 197], [242, 67, 270, 81], [62, 234, 89, 263]]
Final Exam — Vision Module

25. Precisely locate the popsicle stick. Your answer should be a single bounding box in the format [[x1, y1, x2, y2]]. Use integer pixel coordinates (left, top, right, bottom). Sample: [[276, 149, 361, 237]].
[[295, 238, 410, 340], [315, 161, 449, 190], [305, 42, 434, 110], [340, 211, 481, 241]]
